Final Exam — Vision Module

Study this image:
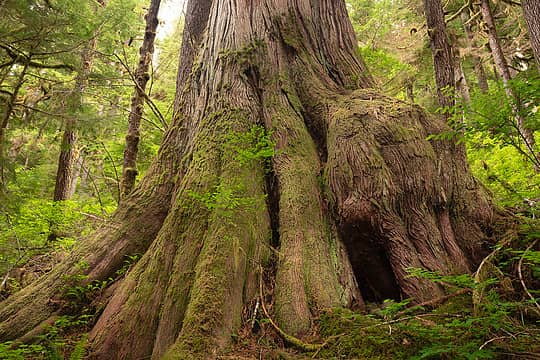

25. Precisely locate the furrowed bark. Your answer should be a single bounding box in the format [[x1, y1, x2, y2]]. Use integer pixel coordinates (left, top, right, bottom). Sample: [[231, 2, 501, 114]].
[[172, 0, 213, 116], [0, 0, 499, 358], [53, 118, 78, 202]]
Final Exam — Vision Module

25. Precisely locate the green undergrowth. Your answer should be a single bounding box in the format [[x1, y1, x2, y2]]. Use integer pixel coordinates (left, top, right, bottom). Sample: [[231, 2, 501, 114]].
[[315, 294, 538, 359], [222, 219, 540, 359], [311, 221, 540, 359], [0, 254, 140, 359], [0, 317, 90, 360]]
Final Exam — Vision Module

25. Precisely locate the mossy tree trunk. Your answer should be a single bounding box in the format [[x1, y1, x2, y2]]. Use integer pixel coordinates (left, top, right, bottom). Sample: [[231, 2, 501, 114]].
[[0, 0, 496, 358]]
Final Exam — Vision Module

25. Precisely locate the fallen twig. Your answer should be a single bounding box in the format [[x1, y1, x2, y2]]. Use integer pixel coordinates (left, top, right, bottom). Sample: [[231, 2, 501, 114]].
[[397, 288, 471, 316], [518, 240, 540, 314]]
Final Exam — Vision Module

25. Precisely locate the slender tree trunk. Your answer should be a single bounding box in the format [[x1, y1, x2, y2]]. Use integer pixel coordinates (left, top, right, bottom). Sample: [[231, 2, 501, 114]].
[[1, 1, 498, 359], [480, 0, 512, 87], [461, 8, 489, 93], [522, 0, 540, 73], [0, 59, 29, 190], [120, 0, 162, 198], [67, 153, 83, 198], [52, 44, 96, 202], [423, 0, 455, 115], [454, 47, 471, 104], [53, 0, 107, 201], [405, 79, 415, 103], [53, 119, 78, 201], [480, 0, 539, 169]]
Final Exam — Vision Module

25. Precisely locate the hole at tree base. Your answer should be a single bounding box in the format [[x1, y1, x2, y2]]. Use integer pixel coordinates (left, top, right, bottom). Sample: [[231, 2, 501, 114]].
[[339, 221, 401, 303]]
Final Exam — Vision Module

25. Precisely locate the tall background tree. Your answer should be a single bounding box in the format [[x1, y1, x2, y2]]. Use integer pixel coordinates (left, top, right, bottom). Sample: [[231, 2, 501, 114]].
[[52, 0, 107, 204], [423, 0, 455, 113], [120, 0, 162, 198], [522, 0, 540, 72], [480, 0, 538, 170]]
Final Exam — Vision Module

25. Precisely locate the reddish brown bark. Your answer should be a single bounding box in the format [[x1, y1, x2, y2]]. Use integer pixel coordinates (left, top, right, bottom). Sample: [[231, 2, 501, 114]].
[[0, 1, 497, 359], [172, 0, 213, 115], [53, 119, 78, 201]]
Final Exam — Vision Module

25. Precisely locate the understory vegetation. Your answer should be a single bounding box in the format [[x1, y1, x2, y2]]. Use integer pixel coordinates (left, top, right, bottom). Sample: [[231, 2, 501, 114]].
[[0, 0, 539, 358]]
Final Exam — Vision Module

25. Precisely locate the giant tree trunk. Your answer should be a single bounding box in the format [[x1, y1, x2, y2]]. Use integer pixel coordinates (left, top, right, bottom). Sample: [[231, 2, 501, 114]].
[[522, 0, 540, 73], [480, 0, 539, 169], [120, 0, 161, 198], [1, 0, 497, 359]]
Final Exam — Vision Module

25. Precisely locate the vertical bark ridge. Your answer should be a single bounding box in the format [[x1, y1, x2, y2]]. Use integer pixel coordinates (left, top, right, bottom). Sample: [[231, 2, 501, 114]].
[[266, 95, 342, 334], [173, 0, 213, 115], [0, 1, 499, 358]]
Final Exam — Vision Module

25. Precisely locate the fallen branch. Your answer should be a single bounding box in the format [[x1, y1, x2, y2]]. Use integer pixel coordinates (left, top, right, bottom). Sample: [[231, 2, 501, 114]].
[[479, 335, 512, 350], [518, 240, 540, 314], [397, 288, 471, 316]]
